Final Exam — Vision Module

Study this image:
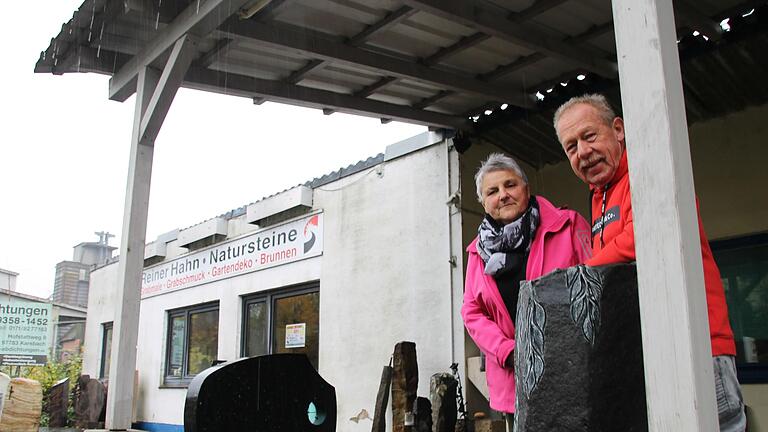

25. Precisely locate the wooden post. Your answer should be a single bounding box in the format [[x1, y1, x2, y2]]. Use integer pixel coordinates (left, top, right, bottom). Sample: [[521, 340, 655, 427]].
[[105, 36, 196, 430], [611, 0, 718, 430]]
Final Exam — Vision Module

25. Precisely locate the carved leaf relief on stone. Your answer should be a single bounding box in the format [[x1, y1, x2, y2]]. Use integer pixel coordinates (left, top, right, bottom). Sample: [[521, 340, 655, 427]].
[[567, 265, 603, 346], [517, 283, 546, 400]]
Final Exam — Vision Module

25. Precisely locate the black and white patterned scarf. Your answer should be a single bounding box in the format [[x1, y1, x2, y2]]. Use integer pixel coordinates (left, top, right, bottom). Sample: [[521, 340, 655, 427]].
[[477, 196, 540, 276]]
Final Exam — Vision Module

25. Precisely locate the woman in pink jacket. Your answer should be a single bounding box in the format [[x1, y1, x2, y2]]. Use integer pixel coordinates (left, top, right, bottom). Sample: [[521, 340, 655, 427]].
[[462, 153, 591, 426]]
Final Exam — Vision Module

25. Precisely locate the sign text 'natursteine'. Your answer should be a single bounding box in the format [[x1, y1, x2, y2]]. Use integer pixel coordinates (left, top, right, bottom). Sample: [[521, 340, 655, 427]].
[[0, 300, 52, 366], [142, 213, 323, 298]]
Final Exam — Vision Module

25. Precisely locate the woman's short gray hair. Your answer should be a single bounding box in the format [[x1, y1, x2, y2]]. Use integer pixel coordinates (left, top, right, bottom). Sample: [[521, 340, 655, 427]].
[[475, 153, 528, 203]]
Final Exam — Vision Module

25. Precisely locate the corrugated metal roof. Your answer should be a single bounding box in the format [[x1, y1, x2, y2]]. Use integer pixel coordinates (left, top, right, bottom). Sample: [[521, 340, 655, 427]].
[[35, 0, 768, 167]]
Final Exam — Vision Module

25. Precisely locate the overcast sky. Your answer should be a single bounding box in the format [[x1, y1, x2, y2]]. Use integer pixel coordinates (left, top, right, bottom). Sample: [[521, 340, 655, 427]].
[[0, 1, 425, 298]]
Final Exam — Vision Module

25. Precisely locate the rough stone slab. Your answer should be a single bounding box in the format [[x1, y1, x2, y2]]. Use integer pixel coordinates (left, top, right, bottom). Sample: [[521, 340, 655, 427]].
[[392, 342, 418, 432], [430, 373, 457, 432], [474, 419, 505, 432], [514, 264, 647, 431], [414, 396, 431, 432], [0, 377, 42, 432], [74, 375, 107, 429], [371, 365, 392, 432], [48, 377, 70, 427]]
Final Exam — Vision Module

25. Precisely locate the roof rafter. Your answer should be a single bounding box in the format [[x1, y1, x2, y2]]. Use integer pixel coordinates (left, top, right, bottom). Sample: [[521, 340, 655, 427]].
[[222, 18, 529, 106], [109, 0, 251, 102], [348, 6, 417, 46], [278, 6, 416, 85], [674, 0, 723, 41], [423, 33, 490, 66], [401, 0, 617, 77], [183, 67, 469, 129]]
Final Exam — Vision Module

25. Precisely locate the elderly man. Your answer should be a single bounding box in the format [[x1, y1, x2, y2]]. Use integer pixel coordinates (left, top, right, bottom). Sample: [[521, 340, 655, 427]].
[[553, 94, 745, 431]]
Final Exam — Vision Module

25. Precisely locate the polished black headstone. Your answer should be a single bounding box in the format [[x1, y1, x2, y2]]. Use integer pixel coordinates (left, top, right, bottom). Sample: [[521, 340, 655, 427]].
[[514, 263, 647, 432], [184, 354, 336, 432]]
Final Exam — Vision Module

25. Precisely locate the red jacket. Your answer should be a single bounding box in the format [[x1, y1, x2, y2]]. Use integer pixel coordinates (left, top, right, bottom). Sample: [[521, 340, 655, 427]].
[[463, 196, 592, 412], [587, 152, 735, 356]]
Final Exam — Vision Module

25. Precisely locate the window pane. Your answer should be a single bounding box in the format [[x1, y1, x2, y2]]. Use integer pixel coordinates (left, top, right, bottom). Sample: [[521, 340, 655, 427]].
[[187, 309, 219, 375], [168, 315, 186, 377], [245, 301, 268, 357], [101, 325, 113, 379], [272, 292, 319, 369], [714, 242, 768, 365]]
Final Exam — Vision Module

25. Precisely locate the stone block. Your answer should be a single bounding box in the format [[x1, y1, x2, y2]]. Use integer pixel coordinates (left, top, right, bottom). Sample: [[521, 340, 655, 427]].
[[514, 264, 647, 431], [0, 377, 43, 432], [392, 342, 418, 432]]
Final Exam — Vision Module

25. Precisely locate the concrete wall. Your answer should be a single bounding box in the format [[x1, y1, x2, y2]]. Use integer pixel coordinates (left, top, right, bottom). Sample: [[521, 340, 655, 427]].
[[84, 136, 461, 430]]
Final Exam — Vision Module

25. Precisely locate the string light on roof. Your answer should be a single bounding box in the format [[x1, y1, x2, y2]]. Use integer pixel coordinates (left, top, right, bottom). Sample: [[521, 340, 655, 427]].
[[742, 8, 755, 17], [484, 109, 493, 115], [560, 81, 568, 87], [576, 74, 586, 81], [472, 115, 480, 122], [500, 103, 509, 110], [535, 91, 545, 101], [546, 88, 553, 93], [702, 34, 709, 41], [720, 18, 731, 32], [692, 30, 700, 36]]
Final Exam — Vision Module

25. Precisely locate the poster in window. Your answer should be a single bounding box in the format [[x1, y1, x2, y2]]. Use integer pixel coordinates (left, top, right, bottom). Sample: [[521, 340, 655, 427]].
[[285, 323, 306, 348]]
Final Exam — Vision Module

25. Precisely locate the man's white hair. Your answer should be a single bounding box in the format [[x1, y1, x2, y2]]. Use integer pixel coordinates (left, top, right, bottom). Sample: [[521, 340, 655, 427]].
[[553, 94, 617, 142], [474, 153, 528, 203]]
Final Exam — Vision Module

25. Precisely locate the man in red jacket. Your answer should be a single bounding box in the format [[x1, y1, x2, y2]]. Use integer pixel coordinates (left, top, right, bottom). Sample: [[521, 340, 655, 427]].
[[553, 94, 745, 431]]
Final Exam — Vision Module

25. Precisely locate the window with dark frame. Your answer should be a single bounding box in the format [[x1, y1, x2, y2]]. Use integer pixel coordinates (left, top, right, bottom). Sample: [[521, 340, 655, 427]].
[[99, 322, 113, 379], [711, 232, 768, 384], [164, 301, 219, 386], [242, 284, 319, 369]]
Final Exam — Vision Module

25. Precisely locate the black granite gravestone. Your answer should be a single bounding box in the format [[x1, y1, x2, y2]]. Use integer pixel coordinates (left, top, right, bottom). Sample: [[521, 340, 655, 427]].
[[514, 263, 647, 432], [184, 354, 336, 432]]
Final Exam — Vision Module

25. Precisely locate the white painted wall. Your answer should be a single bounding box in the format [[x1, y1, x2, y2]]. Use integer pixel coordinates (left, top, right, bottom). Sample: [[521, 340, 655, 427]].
[[84, 135, 460, 430], [316, 141, 456, 431]]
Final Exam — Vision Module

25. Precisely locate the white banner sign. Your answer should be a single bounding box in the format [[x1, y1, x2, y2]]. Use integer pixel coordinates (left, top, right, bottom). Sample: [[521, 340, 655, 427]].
[[0, 300, 52, 366], [142, 213, 323, 298]]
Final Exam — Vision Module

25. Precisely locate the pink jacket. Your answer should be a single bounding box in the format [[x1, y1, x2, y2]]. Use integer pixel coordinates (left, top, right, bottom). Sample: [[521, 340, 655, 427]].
[[462, 196, 592, 413]]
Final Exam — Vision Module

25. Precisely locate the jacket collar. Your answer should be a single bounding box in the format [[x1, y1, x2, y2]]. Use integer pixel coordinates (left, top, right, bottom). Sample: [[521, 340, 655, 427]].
[[589, 149, 628, 193]]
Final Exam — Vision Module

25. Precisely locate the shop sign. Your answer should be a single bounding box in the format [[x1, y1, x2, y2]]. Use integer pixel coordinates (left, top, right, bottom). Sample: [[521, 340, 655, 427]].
[[142, 213, 323, 298], [0, 299, 52, 366]]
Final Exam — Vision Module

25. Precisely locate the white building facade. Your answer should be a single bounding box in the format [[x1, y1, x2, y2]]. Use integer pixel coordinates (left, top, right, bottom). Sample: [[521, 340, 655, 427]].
[[82, 133, 466, 431]]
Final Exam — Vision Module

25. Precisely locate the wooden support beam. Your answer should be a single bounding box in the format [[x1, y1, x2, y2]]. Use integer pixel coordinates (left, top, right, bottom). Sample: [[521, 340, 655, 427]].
[[412, 90, 453, 110], [183, 67, 469, 129], [195, 37, 234, 67], [422, 33, 490, 66], [348, 6, 417, 46], [511, 0, 570, 22], [105, 65, 160, 430], [223, 19, 529, 106], [354, 76, 399, 98], [402, 0, 617, 77], [140, 35, 198, 144], [109, 0, 249, 101], [480, 53, 546, 81], [612, 0, 718, 430], [285, 59, 326, 84]]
